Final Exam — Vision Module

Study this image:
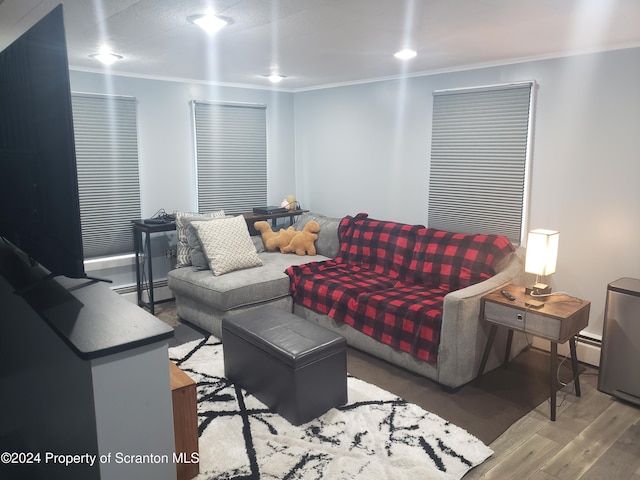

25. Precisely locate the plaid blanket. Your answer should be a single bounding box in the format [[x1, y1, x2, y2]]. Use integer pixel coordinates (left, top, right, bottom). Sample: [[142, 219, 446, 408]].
[[407, 228, 515, 291], [286, 214, 514, 363]]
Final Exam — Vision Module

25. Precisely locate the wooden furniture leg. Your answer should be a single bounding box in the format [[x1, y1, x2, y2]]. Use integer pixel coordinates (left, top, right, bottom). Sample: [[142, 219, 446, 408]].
[[503, 329, 514, 368], [475, 324, 498, 385], [550, 342, 558, 421], [569, 337, 582, 397]]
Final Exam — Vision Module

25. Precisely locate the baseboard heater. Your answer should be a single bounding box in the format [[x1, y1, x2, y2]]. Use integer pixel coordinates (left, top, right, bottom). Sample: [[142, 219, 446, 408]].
[[576, 334, 602, 347], [531, 332, 602, 367], [114, 279, 168, 295], [114, 280, 174, 307]]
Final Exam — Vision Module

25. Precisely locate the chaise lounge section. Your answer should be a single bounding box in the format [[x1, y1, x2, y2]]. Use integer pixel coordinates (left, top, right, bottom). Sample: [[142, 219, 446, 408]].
[[167, 212, 339, 336]]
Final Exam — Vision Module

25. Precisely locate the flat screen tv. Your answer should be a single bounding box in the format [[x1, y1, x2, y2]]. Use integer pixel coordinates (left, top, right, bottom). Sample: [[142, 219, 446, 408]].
[[0, 4, 86, 279]]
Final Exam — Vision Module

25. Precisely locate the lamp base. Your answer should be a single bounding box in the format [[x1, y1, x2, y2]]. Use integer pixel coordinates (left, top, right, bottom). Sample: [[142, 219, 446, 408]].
[[525, 282, 552, 296]]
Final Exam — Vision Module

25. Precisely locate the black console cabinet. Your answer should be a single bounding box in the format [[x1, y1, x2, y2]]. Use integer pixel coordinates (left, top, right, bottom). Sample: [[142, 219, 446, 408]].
[[132, 219, 176, 315]]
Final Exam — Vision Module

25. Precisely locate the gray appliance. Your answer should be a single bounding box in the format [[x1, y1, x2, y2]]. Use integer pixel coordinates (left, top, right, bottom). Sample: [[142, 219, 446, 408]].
[[598, 277, 640, 406]]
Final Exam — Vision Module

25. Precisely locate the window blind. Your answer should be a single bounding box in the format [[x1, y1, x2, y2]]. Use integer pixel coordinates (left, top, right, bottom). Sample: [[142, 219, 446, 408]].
[[192, 101, 267, 215], [71, 93, 141, 258], [428, 82, 534, 244]]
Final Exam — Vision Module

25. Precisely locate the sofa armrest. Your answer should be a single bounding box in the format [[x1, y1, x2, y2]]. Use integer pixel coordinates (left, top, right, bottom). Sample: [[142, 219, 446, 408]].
[[436, 250, 524, 387]]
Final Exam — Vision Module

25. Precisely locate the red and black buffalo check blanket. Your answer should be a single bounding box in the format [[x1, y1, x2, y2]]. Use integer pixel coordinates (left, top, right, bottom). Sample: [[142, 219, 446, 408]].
[[286, 214, 514, 363]]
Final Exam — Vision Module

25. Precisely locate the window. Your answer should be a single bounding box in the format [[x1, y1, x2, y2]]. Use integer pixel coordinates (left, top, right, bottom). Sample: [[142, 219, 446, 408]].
[[192, 101, 267, 214], [428, 82, 534, 244], [71, 93, 141, 258]]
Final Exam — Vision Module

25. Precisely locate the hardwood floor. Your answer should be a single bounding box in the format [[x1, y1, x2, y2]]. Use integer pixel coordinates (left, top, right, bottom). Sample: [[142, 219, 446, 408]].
[[466, 370, 640, 479]]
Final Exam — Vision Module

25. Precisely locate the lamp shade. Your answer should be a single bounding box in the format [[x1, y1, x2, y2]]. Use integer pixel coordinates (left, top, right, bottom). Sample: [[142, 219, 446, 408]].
[[524, 229, 559, 276]]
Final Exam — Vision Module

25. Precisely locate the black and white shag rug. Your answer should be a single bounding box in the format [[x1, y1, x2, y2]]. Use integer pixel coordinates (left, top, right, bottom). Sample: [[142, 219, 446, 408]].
[[169, 336, 492, 480]]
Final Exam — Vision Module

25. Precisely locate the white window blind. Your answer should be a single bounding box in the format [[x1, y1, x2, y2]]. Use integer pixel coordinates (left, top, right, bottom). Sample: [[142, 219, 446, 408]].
[[71, 93, 141, 258], [192, 101, 267, 214], [428, 82, 534, 244]]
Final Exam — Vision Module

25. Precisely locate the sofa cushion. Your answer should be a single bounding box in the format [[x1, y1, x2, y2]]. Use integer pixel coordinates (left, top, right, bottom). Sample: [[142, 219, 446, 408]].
[[169, 252, 331, 312], [408, 229, 515, 290], [192, 215, 262, 276], [334, 213, 422, 279], [286, 260, 398, 324], [286, 258, 447, 364], [354, 285, 447, 363], [293, 212, 341, 258], [175, 210, 225, 267]]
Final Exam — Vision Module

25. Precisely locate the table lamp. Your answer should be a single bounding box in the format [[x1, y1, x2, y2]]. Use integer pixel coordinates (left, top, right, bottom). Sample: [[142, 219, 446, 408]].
[[524, 229, 559, 296]]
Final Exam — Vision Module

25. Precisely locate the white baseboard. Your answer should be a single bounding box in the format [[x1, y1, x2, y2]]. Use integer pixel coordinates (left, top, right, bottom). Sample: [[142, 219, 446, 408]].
[[531, 336, 601, 368]]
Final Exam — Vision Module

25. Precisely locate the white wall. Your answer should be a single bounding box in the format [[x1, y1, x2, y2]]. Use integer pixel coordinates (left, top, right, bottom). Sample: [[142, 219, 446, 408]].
[[294, 47, 640, 338]]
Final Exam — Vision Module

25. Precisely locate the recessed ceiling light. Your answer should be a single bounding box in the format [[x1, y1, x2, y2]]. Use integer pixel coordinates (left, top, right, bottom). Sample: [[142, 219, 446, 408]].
[[188, 13, 231, 34], [89, 51, 123, 66], [394, 49, 417, 60], [263, 74, 286, 83]]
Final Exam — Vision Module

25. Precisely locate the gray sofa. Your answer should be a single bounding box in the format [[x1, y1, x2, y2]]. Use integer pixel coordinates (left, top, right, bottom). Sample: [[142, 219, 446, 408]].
[[167, 212, 528, 389]]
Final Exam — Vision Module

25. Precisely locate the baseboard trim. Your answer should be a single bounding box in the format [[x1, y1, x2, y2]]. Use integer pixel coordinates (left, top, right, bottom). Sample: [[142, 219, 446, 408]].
[[531, 336, 601, 368]]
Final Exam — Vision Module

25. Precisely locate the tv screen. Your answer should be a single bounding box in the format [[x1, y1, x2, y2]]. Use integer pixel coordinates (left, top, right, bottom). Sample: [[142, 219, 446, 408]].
[[0, 5, 85, 279]]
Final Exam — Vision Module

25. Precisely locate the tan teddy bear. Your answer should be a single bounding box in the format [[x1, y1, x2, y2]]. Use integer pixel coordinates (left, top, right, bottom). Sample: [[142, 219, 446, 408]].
[[253, 221, 297, 252], [281, 221, 321, 256]]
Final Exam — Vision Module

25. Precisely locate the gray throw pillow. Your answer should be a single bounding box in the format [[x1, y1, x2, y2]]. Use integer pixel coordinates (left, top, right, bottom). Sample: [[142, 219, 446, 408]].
[[184, 218, 220, 270], [251, 235, 266, 253]]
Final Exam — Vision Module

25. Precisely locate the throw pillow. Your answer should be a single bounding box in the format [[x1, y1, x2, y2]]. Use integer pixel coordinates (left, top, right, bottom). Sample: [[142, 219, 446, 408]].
[[251, 235, 266, 253], [175, 210, 225, 267], [184, 218, 221, 271], [191, 216, 263, 276]]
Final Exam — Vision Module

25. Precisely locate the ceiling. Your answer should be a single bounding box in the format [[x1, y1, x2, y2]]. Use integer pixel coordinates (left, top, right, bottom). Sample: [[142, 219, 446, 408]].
[[1, 0, 640, 91]]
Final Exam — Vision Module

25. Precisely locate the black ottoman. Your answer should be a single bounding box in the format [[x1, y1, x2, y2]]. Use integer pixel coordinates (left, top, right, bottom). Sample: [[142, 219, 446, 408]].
[[222, 305, 347, 425]]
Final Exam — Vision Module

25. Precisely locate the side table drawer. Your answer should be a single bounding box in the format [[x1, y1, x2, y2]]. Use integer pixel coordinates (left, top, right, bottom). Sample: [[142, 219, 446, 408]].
[[484, 301, 561, 341]]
